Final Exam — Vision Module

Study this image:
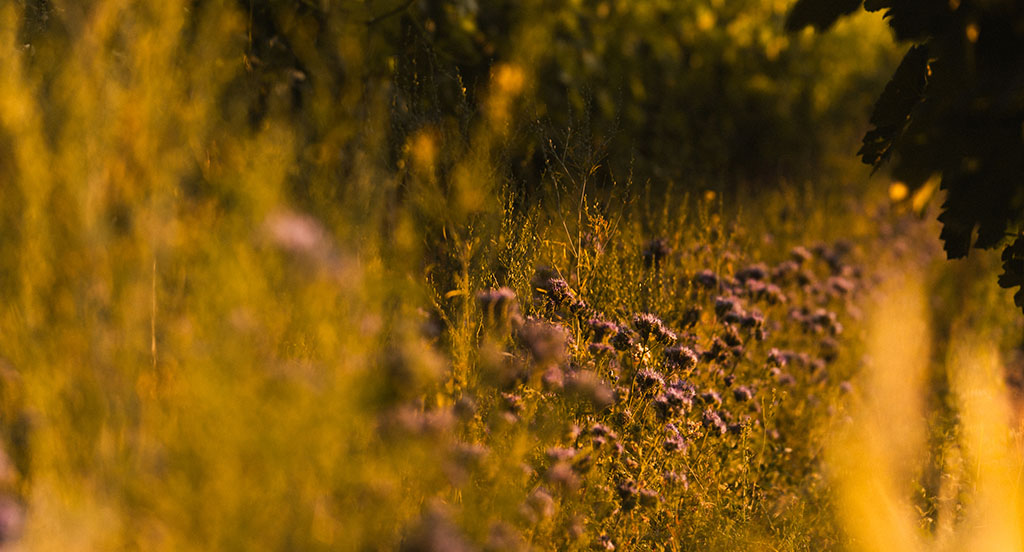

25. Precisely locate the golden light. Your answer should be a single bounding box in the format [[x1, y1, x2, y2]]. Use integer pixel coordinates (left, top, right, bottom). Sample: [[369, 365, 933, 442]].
[[888, 181, 909, 202]]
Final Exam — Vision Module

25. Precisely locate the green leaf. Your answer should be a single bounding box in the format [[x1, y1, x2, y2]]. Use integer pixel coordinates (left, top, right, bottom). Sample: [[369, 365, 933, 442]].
[[785, 0, 862, 32]]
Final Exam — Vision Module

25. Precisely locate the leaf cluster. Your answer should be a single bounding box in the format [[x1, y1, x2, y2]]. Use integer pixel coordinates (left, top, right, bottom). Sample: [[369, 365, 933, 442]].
[[787, 0, 1024, 313]]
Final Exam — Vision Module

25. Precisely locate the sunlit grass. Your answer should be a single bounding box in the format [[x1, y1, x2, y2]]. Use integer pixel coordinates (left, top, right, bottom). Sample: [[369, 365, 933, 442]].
[[832, 264, 1024, 552]]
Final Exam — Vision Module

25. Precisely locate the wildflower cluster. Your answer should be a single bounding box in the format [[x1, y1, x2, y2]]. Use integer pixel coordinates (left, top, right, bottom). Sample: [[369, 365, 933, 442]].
[[393, 234, 867, 549]]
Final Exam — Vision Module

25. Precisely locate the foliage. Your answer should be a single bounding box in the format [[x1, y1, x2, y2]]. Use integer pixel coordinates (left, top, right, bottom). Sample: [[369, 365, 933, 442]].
[[20, 0, 898, 191], [786, 0, 1024, 313], [1, 0, 1020, 551], [521, 0, 898, 188], [0, 1, 886, 548]]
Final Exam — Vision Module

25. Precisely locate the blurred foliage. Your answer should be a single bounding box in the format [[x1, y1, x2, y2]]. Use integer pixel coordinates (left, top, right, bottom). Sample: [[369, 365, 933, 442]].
[[787, 0, 1024, 314], [527, 0, 897, 188], [17, 0, 899, 192], [425, 0, 898, 189]]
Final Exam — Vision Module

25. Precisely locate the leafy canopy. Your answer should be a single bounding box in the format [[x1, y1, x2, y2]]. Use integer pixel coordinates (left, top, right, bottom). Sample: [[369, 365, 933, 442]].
[[788, 0, 1024, 312]]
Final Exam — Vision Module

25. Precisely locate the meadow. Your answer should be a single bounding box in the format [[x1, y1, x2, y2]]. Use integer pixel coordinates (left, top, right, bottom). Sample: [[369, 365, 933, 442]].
[[0, 1, 1022, 550]]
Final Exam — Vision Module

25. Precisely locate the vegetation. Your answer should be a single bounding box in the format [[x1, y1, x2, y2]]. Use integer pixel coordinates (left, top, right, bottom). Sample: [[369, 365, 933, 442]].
[[787, 0, 1024, 312], [0, 1, 1020, 551]]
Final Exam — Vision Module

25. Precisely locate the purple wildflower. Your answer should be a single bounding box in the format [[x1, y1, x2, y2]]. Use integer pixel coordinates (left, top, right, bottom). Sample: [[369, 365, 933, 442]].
[[665, 345, 699, 371], [714, 296, 740, 318], [632, 313, 677, 344], [739, 309, 765, 330], [518, 318, 573, 363], [772, 260, 799, 281], [763, 283, 787, 304], [775, 371, 796, 386], [701, 408, 727, 435], [736, 263, 768, 283], [700, 390, 722, 406], [542, 366, 565, 391], [642, 238, 671, 268], [664, 433, 688, 453], [522, 488, 555, 523], [543, 278, 574, 306], [680, 305, 703, 328], [732, 386, 753, 402], [595, 534, 616, 551], [828, 276, 855, 296], [722, 325, 742, 347], [565, 371, 615, 410], [820, 337, 840, 363], [588, 318, 619, 342], [476, 287, 522, 329], [635, 369, 664, 392], [664, 387, 694, 411], [664, 470, 688, 489], [545, 462, 580, 491], [611, 329, 634, 351], [653, 396, 674, 420], [790, 245, 812, 264], [616, 479, 639, 511], [400, 504, 473, 552], [694, 269, 719, 288], [502, 393, 523, 415], [638, 488, 660, 508], [546, 447, 577, 462], [572, 453, 594, 474]]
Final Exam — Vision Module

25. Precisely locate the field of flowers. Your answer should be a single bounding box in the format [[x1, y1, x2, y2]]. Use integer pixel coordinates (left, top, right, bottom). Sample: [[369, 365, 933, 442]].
[[0, 1, 1023, 551]]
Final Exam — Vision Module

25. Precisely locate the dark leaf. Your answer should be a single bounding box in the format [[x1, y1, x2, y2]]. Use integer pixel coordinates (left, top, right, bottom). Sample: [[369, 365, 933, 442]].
[[975, 209, 1012, 250], [887, 115, 945, 190], [999, 262, 1024, 288], [937, 218, 973, 259], [999, 271, 1020, 288], [1008, 231, 1024, 313], [874, 1, 953, 42], [935, 167, 1017, 258], [869, 45, 930, 128], [937, 195, 974, 259], [858, 45, 930, 167], [999, 236, 1024, 289], [785, 0, 862, 31], [858, 127, 898, 167]]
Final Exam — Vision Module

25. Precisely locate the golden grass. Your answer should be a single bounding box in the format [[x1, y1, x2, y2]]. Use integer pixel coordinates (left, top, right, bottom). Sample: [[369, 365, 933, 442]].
[[833, 269, 1024, 552]]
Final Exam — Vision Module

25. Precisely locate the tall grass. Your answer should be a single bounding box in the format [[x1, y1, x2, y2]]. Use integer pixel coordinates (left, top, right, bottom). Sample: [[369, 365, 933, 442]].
[[831, 246, 1024, 552], [0, 2, 416, 548]]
